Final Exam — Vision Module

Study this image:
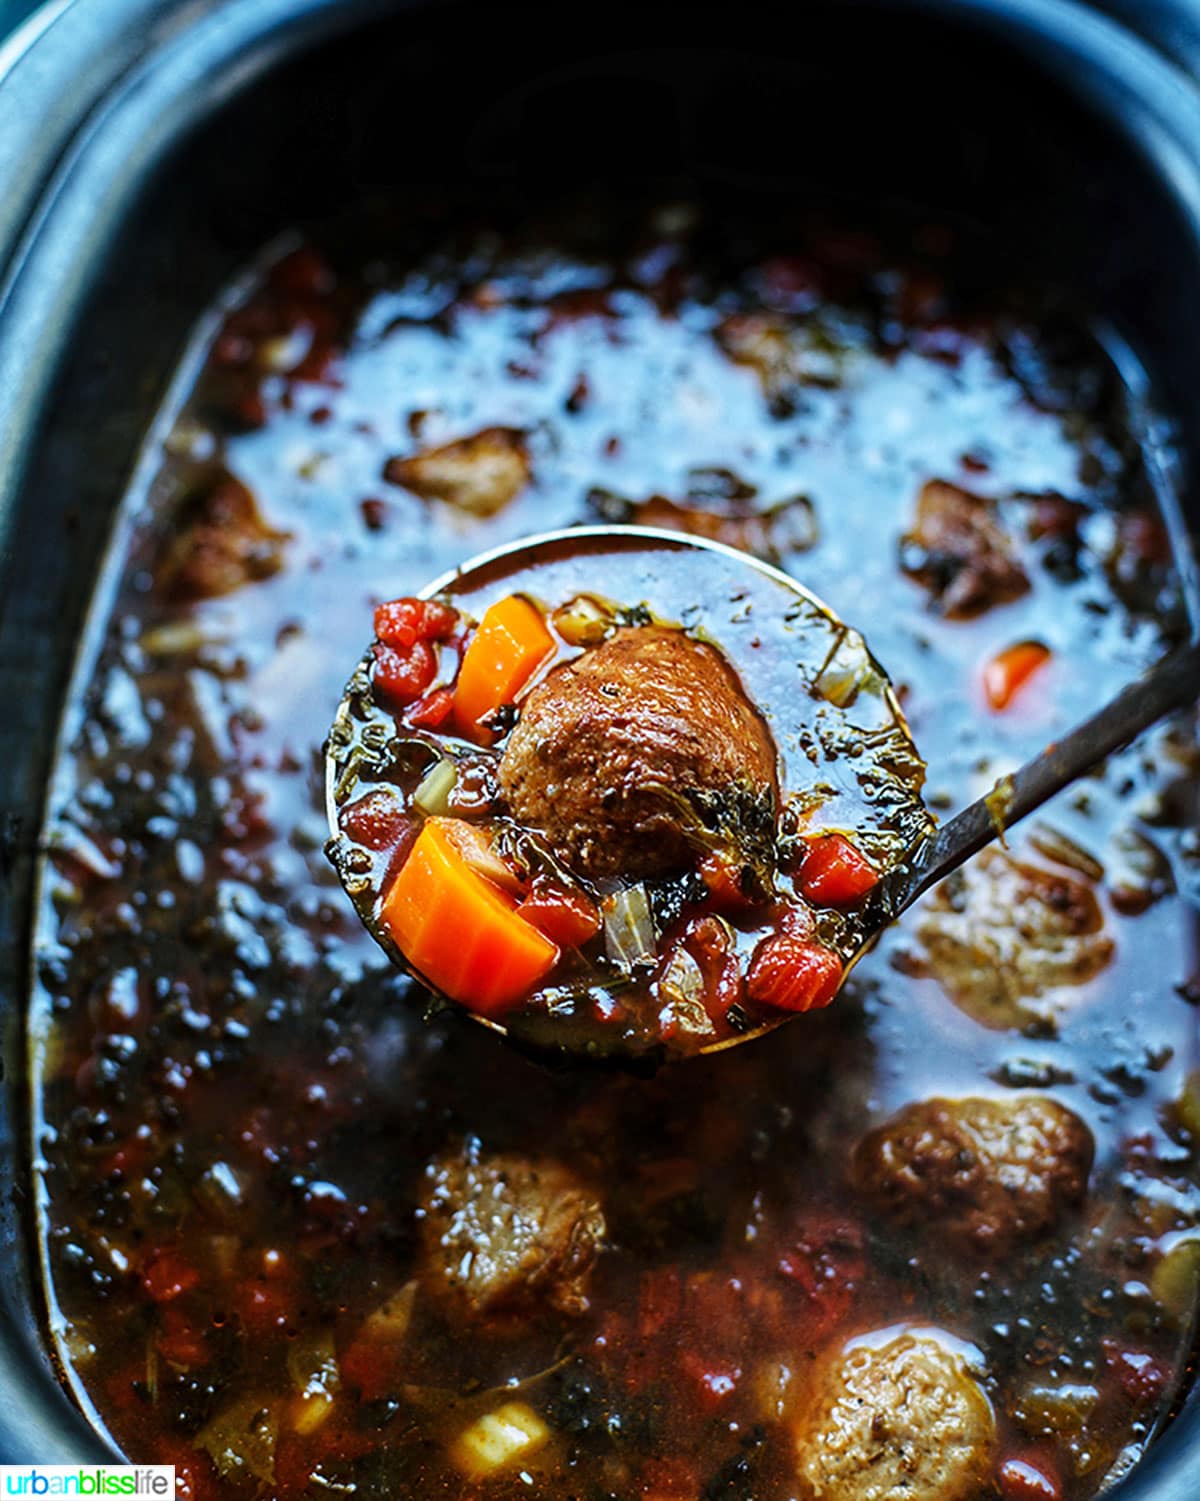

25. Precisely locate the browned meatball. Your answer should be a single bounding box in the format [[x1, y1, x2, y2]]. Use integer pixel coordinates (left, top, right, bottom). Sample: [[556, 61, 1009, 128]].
[[915, 848, 1115, 1030], [158, 473, 287, 601], [417, 1142, 605, 1326], [901, 478, 1029, 617], [852, 1094, 1093, 1259], [794, 1329, 995, 1501], [384, 426, 530, 517], [498, 625, 778, 880]]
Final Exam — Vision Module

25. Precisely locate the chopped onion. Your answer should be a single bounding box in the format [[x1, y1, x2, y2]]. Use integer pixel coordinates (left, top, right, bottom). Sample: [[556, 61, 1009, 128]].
[[657, 942, 714, 1038], [603, 884, 657, 968], [362, 1280, 419, 1343], [194, 1161, 245, 1224], [552, 594, 613, 647], [442, 819, 525, 894], [813, 633, 884, 709], [658, 946, 703, 1006], [287, 1329, 340, 1433], [288, 1329, 339, 1399], [414, 758, 457, 816], [197, 1396, 279, 1484]]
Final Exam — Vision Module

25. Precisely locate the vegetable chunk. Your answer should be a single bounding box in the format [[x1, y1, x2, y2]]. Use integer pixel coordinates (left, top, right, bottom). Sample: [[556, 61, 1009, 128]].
[[453, 593, 555, 742], [380, 818, 558, 1016], [451, 1401, 550, 1478]]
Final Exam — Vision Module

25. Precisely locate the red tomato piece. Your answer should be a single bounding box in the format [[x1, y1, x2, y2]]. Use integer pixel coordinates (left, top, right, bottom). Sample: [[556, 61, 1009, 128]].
[[998, 1456, 1063, 1501], [340, 1333, 405, 1401], [776, 1214, 865, 1339], [1103, 1340, 1170, 1405], [405, 685, 455, 730], [372, 639, 437, 707], [235, 1277, 293, 1336], [983, 640, 1051, 710], [746, 934, 842, 1012], [518, 882, 602, 948], [684, 916, 744, 1019], [142, 1249, 200, 1304], [681, 1350, 742, 1411], [798, 833, 879, 906], [339, 789, 413, 853], [698, 852, 759, 911], [374, 596, 458, 649], [157, 1306, 210, 1368]]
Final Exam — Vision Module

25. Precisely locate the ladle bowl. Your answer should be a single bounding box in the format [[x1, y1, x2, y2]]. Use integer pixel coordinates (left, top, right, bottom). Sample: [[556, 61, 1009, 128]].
[[325, 525, 1200, 1067]]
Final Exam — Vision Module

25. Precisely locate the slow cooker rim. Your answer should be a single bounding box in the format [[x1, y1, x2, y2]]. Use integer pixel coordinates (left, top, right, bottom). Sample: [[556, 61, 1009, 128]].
[[1, 0, 1199, 1488]]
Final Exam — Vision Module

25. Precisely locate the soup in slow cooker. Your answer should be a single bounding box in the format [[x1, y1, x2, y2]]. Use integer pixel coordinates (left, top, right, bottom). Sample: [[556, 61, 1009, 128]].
[[29, 196, 1200, 1500]]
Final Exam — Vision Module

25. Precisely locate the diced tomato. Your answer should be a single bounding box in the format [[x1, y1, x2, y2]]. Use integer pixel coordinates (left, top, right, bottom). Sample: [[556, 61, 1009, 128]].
[[776, 1214, 865, 1339], [983, 640, 1051, 710], [157, 1305, 210, 1367], [142, 1249, 200, 1303], [372, 640, 437, 707], [340, 1332, 407, 1401], [339, 789, 414, 853], [698, 852, 759, 911], [684, 916, 744, 1019], [269, 246, 335, 298], [746, 934, 842, 1012], [153, 1442, 217, 1501], [998, 1455, 1063, 1501], [1103, 1340, 1170, 1405], [235, 1276, 293, 1336], [680, 1350, 741, 1411], [374, 596, 459, 649], [638, 1267, 684, 1342], [518, 881, 602, 948], [405, 685, 455, 730], [798, 833, 878, 906]]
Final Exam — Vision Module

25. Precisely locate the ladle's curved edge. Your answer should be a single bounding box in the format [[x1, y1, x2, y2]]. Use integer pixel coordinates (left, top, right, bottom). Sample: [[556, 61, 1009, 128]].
[[323, 524, 930, 1067]]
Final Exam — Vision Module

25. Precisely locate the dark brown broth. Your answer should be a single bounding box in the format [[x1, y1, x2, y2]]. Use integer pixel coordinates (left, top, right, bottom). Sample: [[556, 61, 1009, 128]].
[[28, 200, 1200, 1500]]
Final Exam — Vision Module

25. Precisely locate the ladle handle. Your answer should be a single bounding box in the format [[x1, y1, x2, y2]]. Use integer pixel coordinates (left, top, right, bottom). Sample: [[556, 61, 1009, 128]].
[[884, 635, 1200, 916]]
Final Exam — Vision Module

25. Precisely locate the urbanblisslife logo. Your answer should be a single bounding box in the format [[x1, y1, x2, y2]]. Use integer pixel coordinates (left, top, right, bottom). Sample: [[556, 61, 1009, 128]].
[[0, 1470, 174, 1497]]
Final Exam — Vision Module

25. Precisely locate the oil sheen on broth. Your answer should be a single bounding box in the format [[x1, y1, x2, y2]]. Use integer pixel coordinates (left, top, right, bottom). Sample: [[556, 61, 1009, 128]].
[[29, 198, 1200, 1501]]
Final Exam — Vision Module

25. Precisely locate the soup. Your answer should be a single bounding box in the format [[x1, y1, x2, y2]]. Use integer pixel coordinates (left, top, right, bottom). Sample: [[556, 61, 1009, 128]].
[[29, 195, 1200, 1500]]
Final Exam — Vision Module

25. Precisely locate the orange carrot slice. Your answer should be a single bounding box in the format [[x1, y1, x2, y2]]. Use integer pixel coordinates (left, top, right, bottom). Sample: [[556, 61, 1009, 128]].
[[983, 640, 1051, 710], [380, 817, 558, 1017], [453, 595, 554, 742]]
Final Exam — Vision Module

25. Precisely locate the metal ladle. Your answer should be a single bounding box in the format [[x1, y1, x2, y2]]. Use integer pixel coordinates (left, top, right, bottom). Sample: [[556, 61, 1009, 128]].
[[325, 526, 1200, 1066]]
